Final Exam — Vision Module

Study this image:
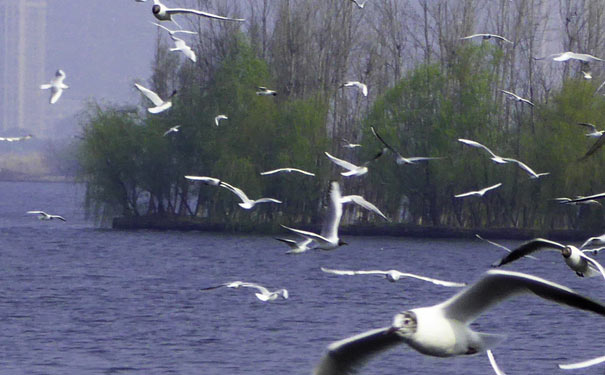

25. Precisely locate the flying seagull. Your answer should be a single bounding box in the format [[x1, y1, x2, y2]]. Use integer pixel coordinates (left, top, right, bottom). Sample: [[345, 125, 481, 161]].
[[256, 86, 277, 96], [260, 168, 315, 177], [281, 181, 387, 250], [582, 71, 592, 80], [371, 127, 442, 165], [185, 175, 281, 209], [535, 51, 604, 62], [460, 33, 512, 44], [313, 270, 605, 375], [151, 0, 245, 22], [275, 237, 313, 254], [320, 267, 466, 287], [152, 22, 197, 62], [201, 281, 288, 301], [341, 138, 362, 149], [492, 238, 605, 279], [325, 150, 383, 177], [40, 69, 68, 104], [500, 89, 534, 107], [27, 210, 66, 222], [454, 183, 502, 198], [134, 83, 176, 114], [340, 81, 368, 97], [163, 125, 181, 136], [214, 115, 228, 126], [576, 122, 604, 137]]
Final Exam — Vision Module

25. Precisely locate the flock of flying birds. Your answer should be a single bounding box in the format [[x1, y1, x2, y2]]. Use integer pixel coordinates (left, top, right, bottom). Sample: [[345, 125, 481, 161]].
[[20, 1, 605, 374]]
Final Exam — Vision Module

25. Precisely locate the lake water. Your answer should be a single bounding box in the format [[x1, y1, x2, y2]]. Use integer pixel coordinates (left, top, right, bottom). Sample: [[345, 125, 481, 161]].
[[0, 181, 604, 375]]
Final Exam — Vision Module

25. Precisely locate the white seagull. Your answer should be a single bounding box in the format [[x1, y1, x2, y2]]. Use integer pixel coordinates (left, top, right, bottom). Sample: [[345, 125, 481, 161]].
[[582, 71, 592, 80], [500, 89, 534, 107], [487, 350, 508, 375], [340, 81, 368, 97], [371, 127, 442, 165], [341, 138, 362, 149], [260, 168, 315, 177], [313, 270, 605, 375], [256, 86, 277, 96], [324, 150, 382, 177], [134, 83, 176, 114], [576, 122, 604, 137], [214, 115, 228, 126], [536, 51, 604, 62], [320, 267, 466, 287], [492, 238, 605, 279], [27, 210, 66, 222], [40, 69, 68, 104], [455, 183, 502, 198], [281, 181, 387, 250], [185, 175, 281, 209], [460, 33, 512, 44], [559, 355, 605, 370], [275, 237, 313, 254], [152, 22, 197, 62], [163, 125, 181, 136], [151, 0, 244, 22], [201, 281, 288, 301]]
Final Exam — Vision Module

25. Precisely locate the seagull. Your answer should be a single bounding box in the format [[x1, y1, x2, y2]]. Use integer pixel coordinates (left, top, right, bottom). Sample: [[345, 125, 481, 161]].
[[40, 69, 68, 104], [460, 33, 513, 44], [580, 233, 605, 249], [320, 267, 467, 287], [492, 238, 605, 279], [455, 183, 502, 198], [0, 134, 33, 142], [536, 51, 604, 62], [341, 138, 362, 149], [185, 175, 281, 209], [134, 83, 176, 114], [214, 114, 228, 126], [256, 86, 277, 96], [576, 122, 604, 137], [151, 0, 245, 22], [26, 210, 66, 222], [201, 281, 288, 301], [260, 168, 315, 176], [152, 22, 197, 62], [582, 71, 592, 80], [349, 0, 366, 9], [163, 125, 180, 136], [500, 89, 534, 106], [475, 234, 538, 260], [340, 81, 368, 97], [324, 150, 383, 177], [281, 181, 387, 250], [275, 237, 313, 254], [371, 127, 442, 165], [313, 270, 605, 375], [487, 350, 508, 375]]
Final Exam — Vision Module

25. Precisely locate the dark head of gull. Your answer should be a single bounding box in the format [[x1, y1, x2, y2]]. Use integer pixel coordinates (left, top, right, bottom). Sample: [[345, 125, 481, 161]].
[[152, 5, 161, 14], [562, 246, 572, 258], [387, 311, 417, 337], [169, 89, 178, 98], [338, 239, 348, 246]]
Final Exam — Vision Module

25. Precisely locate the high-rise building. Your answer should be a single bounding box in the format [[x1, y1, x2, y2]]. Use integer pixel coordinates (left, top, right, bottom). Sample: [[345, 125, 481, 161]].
[[0, 0, 47, 136]]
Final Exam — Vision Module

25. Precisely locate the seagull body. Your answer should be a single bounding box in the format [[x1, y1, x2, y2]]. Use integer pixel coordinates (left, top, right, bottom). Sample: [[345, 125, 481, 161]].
[[185, 175, 281, 209], [134, 83, 176, 114], [500, 89, 534, 106], [455, 183, 502, 198], [492, 238, 605, 279], [324, 151, 382, 176], [151, 0, 244, 22], [163, 125, 180, 136], [27, 210, 66, 222], [313, 270, 605, 375], [320, 267, 466, 287], [260, 168, 315, 177], [214, 115, 228, 126], [201, 281, 288, 301], [152, 22, 197, 62], [536, 51, 604, 62], [340, 81, 368, 96], [371, 127, 442, 165], [460, 33, 512, 44], [577, 122, 604, 138], [256, 86, 277, 96], [40, 69, 68, 104], [275, 237, 313, 254]]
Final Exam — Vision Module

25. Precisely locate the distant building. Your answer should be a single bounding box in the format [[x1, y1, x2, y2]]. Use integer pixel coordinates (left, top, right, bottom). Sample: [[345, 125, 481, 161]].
[[0, 0, 47, 136]]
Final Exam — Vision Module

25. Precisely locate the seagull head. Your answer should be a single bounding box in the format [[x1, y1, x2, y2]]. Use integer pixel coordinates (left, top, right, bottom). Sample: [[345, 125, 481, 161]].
[[562, 246, 574, 258], [387, 311, 417, 337], [152, 4, 162, 15]]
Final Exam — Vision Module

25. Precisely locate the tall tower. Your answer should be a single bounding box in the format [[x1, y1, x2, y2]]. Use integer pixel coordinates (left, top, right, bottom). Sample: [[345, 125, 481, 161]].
[[0, 0, 46, 136]]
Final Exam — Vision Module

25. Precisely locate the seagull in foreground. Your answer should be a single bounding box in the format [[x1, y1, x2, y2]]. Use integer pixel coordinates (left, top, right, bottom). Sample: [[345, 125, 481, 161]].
[[325, 150, 383, 177], [475, 234, 538, 260], [151, 0, 244, 22], [163, 125, 180, 136], [500, 89, 534, 106], [492, 238, 605, 279], [371, 127, 442, 165], [134, 83, 176, 114], [185, 175, 281, 209], [27, 211, 66, 222], [349, 0, 366, 9], [281, 181, 387, 250], [320, 267, 467, 287], [460, 33, 512, 44], [256, 86, 277, 96], [487, 350, 508, 375], [152, 22, 197, 62], [201, 281, 288, 301], [275, 237, 314, 254], [576, 122, 605, 137], [40, 69, 68, 104], [341, 138, 362, 149], [455, 183, 502, 198], [260, 168, 315, 177], [559, 355, 605, 370], [340, 81, 368, 97], [535, 51, 604, 62], [313, 269, 605, 375], [214, 115, 228, 126]]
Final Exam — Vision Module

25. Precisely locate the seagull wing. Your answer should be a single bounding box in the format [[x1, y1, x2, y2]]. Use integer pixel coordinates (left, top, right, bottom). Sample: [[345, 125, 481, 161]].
[[457, 139, 500, 159], [325, 152, 359, 171], [492, 35, 513, 43], [218, 182, 250, 203], [239, 282, 271, 294], [558, 355, 605, 370], [577, 123, 598, 132], [134, 83, 164, 106], [439, 269, 605, 323], [340, 195, 388, 220], [389, 271, 467, 287], [491, 238, 565, 267], [454, 190, 479, 198], [578, 252, 605, 280], [403, 157, 443, 163], [500, 89, 520, 100], [252, 198, 282, 204], [481, 183, 503, 193], [49, 88, 63, 104], [281, 225, 332, 244], [320, 267, 361, 276], [275, 238, 298, 248], [26, 210, 47, 215], [260, 168, 315, 176], [51, 215, 66, 222], [487, 350, 508, 375], [184, 175, 221, 185], [460, 34, 487, 39], [579, 134, 605, 161], [166, 7, 244, 21], [565, 193, 605, 204], [321, 182, 344, 239], [501, 158, 540, 178]]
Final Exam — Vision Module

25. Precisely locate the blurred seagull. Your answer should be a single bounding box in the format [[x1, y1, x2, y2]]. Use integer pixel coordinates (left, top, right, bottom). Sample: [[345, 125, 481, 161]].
[[275, 237, 313, 254], [559, 355, 605, 370], [349, 0, 366, 9], [260, 168, 315, 177], [554, 196, 602, 206], [582, 71, 592, 80], [487, 350, 508, 375], [455, 183, 502, 198], [152, 22, 197, 62], [40, 69, 68, 104], [320, 267, 466, 287], [325, 150, 383, 177], [562, 192, 605, 204], [492, 238, 605, 279], [185, 175, 281, 209], [536, 51, 604, 62], [340, 81, 368, 96], [201, 281, 288, 301], [163, 125, 180, 136], [134, 83, 176, 114], [27, 210, 66, 222], [341, 138, 362, 149], [576, 122, 604, 138], [500, 89, 534, 107], [256, 86, 277, 96], [151, 0, 245, 22], [371, 127, 442, 165], [214, 114, 228, 126], [313, 270, 605, 375], [460, 33, 512, 44]]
